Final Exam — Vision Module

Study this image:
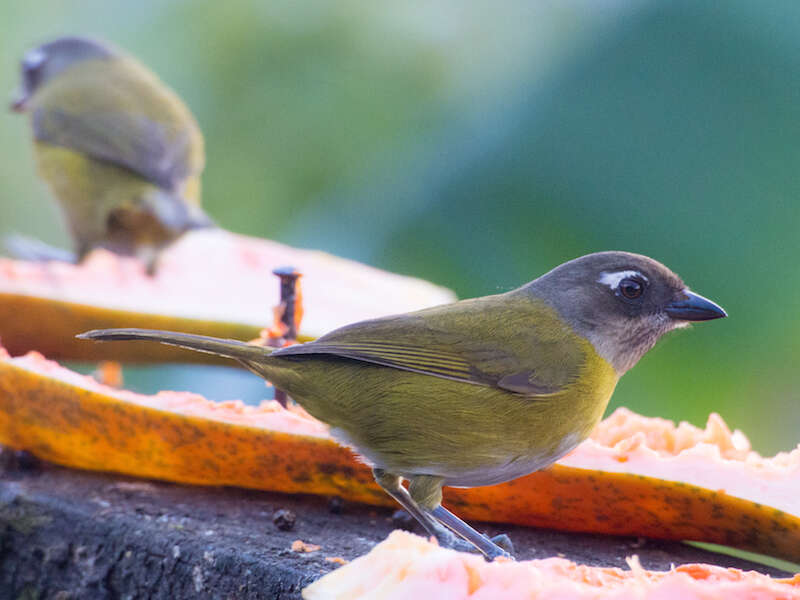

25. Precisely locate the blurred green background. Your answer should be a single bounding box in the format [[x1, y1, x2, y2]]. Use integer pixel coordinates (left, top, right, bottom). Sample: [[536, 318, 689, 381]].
[[1, 1, 798, 455]]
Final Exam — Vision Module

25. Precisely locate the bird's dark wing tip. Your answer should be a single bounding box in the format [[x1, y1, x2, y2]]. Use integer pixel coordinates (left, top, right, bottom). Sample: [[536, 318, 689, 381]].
[[75, 330, 96, 340], [76, 329, 131, 341]]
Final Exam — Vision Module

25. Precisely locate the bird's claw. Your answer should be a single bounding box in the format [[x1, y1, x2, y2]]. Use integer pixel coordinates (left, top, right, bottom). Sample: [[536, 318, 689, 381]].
[[436, 529, 515, 561], [489, 533, 514, 556], [436, 530, 479, 553]]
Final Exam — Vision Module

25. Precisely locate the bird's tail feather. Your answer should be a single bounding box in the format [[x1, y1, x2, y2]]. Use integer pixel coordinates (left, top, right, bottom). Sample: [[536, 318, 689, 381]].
[[77, 328, 270, 362]]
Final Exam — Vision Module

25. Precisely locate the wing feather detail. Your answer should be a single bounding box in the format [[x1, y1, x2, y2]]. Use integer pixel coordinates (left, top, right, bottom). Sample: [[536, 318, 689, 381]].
[[270, 292, 588, 397], [272, 342, 483, 384]]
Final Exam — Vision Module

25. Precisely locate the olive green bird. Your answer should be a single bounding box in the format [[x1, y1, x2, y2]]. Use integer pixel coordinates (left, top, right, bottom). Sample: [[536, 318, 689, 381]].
[[79, 252, 726, 559], [11, 36, 213, 272]]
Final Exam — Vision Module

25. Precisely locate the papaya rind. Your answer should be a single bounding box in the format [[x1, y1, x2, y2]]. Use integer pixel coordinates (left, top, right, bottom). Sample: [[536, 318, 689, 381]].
[[0, 292, 266, 363]]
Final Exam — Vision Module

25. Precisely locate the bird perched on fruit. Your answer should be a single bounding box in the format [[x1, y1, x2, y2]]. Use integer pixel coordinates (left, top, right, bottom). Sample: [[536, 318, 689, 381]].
[[80, 251, 726, 559], [11, 36, 212, 273]]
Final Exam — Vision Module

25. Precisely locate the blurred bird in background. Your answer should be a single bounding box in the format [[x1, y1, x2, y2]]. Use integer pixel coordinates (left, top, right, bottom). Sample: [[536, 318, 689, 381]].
[[10, 36, 213, 273]]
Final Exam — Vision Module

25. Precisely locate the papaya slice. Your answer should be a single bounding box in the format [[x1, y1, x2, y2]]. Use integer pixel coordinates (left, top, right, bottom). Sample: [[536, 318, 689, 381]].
[[302, 531, 800, 599], [0, 228, 455, 363], [0, 346, 799, 563]]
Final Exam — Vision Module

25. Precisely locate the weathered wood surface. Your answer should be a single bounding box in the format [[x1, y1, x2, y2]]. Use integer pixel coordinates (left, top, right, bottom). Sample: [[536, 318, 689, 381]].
[[0, 459, 789, 599]]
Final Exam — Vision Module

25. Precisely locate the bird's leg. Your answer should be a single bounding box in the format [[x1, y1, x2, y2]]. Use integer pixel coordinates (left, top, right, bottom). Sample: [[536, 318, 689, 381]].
[[133, 245, 160, 276], [408, 474, 514, 561], [75, 240, 93, 263], [372, 468, 475, 553]]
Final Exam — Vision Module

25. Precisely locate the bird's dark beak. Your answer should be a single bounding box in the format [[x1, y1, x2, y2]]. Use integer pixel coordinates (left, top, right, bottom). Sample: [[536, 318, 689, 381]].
[[9, 89, 29, 112], [665, 290, 727, 321]]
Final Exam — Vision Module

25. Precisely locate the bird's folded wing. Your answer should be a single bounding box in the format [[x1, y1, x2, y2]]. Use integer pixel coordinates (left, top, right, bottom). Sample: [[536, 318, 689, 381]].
[[271, 294, 585, 396], [33, 107, 192, 191], [274, 340, 487, 384]]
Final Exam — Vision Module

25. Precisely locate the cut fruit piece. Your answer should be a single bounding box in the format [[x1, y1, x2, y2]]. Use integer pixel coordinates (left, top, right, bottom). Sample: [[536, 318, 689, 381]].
[[0, 346, 799, 563], [302, 531, 800, 600], [0, 228, 455, 362]]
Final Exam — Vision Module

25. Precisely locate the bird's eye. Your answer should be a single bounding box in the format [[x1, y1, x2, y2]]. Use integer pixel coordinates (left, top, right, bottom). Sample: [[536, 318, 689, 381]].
[[619, 277, 644, 299]]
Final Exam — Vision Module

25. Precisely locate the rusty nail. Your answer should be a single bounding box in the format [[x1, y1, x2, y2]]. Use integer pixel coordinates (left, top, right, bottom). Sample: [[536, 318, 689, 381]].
[[273, 266, 302, 342]]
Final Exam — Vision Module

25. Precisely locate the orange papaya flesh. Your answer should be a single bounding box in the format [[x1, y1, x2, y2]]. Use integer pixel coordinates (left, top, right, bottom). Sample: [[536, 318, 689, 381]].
[[0, 228, 455, 362], [1, 347, 799, 563], [302, 531, 800, 599]]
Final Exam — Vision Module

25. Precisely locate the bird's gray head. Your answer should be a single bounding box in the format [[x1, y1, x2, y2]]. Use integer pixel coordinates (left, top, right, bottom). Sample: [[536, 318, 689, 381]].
[[10, 36, 114, 112], [527, 251, 726, 374]]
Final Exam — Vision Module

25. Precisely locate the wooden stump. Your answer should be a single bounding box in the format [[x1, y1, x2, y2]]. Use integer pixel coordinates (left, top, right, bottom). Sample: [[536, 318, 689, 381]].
[[0, 460, 789, 599]]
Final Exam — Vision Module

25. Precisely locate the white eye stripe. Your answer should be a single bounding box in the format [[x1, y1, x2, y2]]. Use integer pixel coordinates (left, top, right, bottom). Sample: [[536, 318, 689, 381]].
[[597, 270, 648, 290], [23, 49, 46, 69]]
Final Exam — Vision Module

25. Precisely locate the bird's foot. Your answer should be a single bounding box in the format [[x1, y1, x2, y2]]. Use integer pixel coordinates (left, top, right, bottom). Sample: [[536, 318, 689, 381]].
[[434, 528, 480, 553], [488, 533, 514, 557], [434, 529, 514, 560]]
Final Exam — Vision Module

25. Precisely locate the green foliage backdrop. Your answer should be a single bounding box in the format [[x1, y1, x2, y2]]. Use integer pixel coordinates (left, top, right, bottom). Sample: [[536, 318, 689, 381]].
[[1, 1, 797, 454]]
